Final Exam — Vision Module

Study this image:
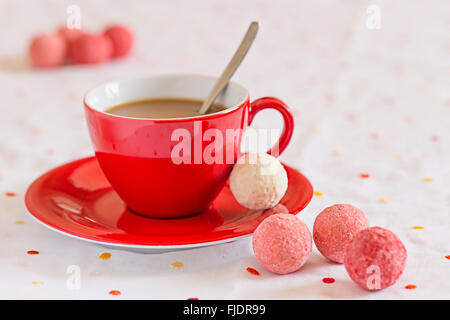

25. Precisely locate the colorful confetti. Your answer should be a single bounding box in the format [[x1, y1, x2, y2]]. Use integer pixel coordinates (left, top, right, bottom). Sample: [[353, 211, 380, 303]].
[[360, 173, 371, 179], [370, 132, 379, 140], [380, 198, 391, 204], [445, 255, 450, 260], [5, 192, 16, 197], [32, 128, 42, 135], [322, 277, 335, 284], [109, 290, 121, 296], [424, 178, 433, 182], [405, 285, 417, 290], [32, 281, 44, 285], [412, 226, 424, 230], [404, 115, 413, 123], [331, 150, 341, 156], [99, 252, 111, 260], [314, 191, 323, 196], [27, 250, 39, 255], [171, 261, 184, 269], [246, 267, 260, 276], [187, 297, 199, 300], [15, 221, 24, 224]]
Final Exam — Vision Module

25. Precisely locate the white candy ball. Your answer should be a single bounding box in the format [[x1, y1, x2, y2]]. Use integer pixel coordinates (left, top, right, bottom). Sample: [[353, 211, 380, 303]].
[[229, 153, 288, 210]]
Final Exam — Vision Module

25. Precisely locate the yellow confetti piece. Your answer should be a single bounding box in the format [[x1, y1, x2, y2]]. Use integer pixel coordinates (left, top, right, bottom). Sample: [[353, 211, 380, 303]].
[[331, 151, 341, 156], [380, 198, 391, 204], [424, 178, 433, 182], [171, 261, 184, 269], [412, 226, 424, 230], [32, 281, 44, 285], [314, 191, 323, 196], [99, 252, 111, 260], [15, 221, 24, 224]]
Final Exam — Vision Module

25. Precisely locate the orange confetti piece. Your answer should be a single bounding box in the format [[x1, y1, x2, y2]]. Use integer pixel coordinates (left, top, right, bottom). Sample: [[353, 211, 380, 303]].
[[246, 267, 260, 276], [314, 191, 323, 196], [109, 290, 121, 296], [171, 261, 184, 269], [15, 221, 24, 224], [405, 285, 417, 290], [99, 252, 111, 260], [445, 255, 450, 260], [332, 151, 341, 156], [360, 173, 370, 179], [32, 281, 44, 285], [380, 198, 391, 204], [412, 226, 424, 230], [395, 154, 404, 160], [5, 192, 16, 197], [32, 128, 42, 135], [27, 250, 39, 255], [424, 178, 433, 182]]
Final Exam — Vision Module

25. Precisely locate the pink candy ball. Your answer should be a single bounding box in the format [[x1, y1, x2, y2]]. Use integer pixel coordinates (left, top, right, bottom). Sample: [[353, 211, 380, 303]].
[[344, 227, 407, 291], [313, 204, 369, 263], [104, 25, 134, 58], [29, 34, 67, 68], [253, 214, 312, 274], [71, 33, 113, 64]]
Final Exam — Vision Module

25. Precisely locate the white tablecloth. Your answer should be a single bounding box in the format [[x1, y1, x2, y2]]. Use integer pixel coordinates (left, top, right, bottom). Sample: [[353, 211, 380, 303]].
[[0, 0, 449, 299]]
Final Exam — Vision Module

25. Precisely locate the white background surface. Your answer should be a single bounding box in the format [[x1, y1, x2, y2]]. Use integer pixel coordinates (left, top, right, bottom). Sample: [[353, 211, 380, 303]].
[[0, 0, 449, 299]]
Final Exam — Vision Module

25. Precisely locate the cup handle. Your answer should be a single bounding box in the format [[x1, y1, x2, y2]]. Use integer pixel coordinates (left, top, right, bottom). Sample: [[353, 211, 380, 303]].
[[248, 97, 294, 157]]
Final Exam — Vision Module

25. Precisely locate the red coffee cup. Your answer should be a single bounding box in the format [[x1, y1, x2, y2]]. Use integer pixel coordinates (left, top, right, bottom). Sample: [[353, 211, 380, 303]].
[[84, 74, 294, 218]]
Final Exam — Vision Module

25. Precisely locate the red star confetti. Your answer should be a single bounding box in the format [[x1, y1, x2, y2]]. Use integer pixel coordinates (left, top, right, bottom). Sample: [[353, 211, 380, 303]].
[[445, 255, 450, 260], [109, 290, 121, 296], [246, 267, 260, 276], [187, 298, 199, 300], [370, 132, 379, 140], [360, 173, 370, 179], [5, 192, 16, 197], [322, 277, 335, 284], [27, 250, 40, 255], [405, 285, 417, 290], [431, 135, 439, 142]]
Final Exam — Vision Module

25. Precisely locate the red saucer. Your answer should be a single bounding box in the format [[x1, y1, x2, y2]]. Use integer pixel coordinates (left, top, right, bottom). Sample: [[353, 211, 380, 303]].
[[25, 157, 313, 251]]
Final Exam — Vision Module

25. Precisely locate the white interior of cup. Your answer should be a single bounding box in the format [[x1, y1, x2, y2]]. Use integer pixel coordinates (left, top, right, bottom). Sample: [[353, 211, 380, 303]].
[[84, 74, 249, 119]]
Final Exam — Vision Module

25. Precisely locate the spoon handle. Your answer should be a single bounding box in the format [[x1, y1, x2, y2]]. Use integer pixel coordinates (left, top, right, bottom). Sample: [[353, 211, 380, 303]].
[[199, 21, 259, 114]]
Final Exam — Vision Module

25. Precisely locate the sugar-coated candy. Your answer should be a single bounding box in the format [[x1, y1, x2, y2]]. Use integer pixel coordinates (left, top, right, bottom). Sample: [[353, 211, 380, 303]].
[[253, 214, 312, 274]]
